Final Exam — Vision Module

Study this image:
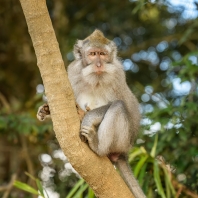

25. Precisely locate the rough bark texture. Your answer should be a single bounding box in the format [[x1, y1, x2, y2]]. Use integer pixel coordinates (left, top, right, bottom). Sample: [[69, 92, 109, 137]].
[[19, 0, 134, 197]]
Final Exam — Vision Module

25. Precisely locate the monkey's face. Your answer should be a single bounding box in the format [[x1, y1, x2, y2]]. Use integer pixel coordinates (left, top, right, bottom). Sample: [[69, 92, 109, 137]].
[[73, 30, 123, 87], [85, 47, 110, 75], [81, 46, 122, 87]]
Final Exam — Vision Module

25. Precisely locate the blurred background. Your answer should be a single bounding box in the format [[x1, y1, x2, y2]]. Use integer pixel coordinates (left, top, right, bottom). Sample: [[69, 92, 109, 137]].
[[0, 0, 198, 197]]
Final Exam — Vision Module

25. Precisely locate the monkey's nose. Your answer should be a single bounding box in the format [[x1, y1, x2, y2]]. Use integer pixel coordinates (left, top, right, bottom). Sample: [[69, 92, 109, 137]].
[[96, 62, 101, 67]]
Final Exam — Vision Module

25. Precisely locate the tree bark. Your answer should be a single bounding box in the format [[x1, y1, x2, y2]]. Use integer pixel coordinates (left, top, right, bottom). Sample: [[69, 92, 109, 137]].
[[19, 0, 134, 197]]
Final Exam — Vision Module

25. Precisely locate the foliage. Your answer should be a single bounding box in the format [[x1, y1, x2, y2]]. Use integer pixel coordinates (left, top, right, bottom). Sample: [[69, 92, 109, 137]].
[[14, 173, 47, 198], [64, 137, 177, 198]]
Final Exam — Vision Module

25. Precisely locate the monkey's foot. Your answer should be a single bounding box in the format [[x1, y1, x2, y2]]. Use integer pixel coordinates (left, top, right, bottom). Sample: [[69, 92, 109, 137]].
[[37, 104, 50, 121], [80, 126, 98, 147]]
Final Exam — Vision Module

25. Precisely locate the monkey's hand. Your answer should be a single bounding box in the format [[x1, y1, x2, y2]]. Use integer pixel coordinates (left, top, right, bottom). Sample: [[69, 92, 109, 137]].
[[37, 104, 51, 121], [76, 103, 90, 121], [76, 103, 86, 121], [80, 126, 99, 153]]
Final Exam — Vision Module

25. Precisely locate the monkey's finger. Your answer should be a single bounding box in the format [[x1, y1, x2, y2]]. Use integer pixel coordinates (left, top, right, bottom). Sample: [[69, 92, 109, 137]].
[[39, 109, 47, 114], [37, 113, 45, 121], [81, 126, 94, 132], [85, 106, 91, 111], [79, 133, 87, 142], [80, 130, 89, 135], [44, 107, 50, 113]]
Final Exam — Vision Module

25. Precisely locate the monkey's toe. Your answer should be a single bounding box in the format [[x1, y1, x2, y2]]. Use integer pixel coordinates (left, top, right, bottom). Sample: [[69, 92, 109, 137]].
[[81, 126, 94, 132], [80, 126, 97, 143], [79, 134, 87, 142], [80, 131, 90, 143]]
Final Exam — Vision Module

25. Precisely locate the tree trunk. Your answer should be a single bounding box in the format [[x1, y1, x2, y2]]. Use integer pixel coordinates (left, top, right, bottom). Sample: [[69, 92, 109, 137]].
[[19, 0, 134, 197]]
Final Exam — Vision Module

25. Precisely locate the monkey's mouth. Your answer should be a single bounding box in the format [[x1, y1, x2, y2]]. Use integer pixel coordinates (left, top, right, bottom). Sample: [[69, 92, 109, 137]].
[[94, 65, 104, 75], [95, 70, 103, 75], [82, 63, 118, 86]]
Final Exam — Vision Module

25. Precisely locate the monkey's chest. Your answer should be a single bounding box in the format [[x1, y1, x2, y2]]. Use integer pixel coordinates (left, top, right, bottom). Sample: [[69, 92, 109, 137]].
[[76, 93, 109, 111]]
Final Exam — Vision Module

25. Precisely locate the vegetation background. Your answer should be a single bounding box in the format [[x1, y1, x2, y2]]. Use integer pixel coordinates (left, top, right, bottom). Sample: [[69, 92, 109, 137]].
[[0, 0, 198, 197]]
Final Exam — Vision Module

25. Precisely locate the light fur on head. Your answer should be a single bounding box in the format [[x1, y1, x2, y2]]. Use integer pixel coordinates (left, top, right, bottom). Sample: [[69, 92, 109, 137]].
[[73, 30, 117, 61]]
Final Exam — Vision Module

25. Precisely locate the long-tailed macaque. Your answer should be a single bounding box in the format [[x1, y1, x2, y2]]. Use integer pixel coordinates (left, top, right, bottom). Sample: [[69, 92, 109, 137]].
[[37, 30, 146, 198]]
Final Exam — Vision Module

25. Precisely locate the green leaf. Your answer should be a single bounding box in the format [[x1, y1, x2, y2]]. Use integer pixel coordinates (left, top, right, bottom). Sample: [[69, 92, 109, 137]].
[[150, 134, 158, 158], [138, 162, 148, 186], [129, 147, 146, 162], [87, 187, 95, 198], [134, 155, 148, 177], [162, 167, 176, 197], [14, 180, 39, 195], [164, 173, 171, 198], [36, 179, 44, 197], [66, 179, 85, 198], [25, 172, 36, 181], [73, 183, 89, 198], [153, 161, 166, 198]]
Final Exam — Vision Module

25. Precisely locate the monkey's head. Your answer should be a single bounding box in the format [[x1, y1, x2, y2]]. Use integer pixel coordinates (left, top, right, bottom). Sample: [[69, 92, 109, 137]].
[[73, 30, 123, 86]]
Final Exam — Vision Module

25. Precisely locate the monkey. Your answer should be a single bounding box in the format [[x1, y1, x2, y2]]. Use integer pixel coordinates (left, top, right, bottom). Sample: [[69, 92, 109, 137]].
[[37, 30, 146, 198]]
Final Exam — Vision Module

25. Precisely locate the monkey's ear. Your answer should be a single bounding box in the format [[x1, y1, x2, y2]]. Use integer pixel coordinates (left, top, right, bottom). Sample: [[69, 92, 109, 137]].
[[109, 41, 118, 60], [73, 40, 84, 60]]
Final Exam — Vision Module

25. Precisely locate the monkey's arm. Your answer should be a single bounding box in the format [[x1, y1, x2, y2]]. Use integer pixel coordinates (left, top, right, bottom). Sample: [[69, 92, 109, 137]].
[[81, 104, 110, 127], [37, 103, 87, 121]]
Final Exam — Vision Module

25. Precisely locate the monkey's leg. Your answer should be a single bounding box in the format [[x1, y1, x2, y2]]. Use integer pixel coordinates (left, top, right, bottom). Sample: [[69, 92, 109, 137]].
[[37, 104, 51, 121], [97, 100, 130, 156], [80, 104, 111, 154], [37, 103, 87, 122], [116, 157, 146, 198], [81, 100, 130, 156]]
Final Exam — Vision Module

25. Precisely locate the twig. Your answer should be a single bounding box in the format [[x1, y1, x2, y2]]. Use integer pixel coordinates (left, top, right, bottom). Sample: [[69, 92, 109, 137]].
[[156, 156, 198, 198], [173, 180, 198, 198], [176, 184, 183, 198], [120, 33, 198, 57], [0, 173, 17, 198], [20, 135, 37, 198], [20, 135, 35, 185]]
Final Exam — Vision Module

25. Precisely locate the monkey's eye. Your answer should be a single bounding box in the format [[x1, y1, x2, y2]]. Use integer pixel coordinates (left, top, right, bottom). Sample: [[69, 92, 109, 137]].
[[89, 52, 96, 56], [100, 52, 108, 56]]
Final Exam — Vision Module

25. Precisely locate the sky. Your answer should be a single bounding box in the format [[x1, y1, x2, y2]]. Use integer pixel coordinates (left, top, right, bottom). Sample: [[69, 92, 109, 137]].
[[167, 0, 198, 19]]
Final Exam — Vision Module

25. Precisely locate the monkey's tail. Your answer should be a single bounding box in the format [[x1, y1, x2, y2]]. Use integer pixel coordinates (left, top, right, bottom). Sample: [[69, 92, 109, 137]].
[[116, 157, 146, 198]]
